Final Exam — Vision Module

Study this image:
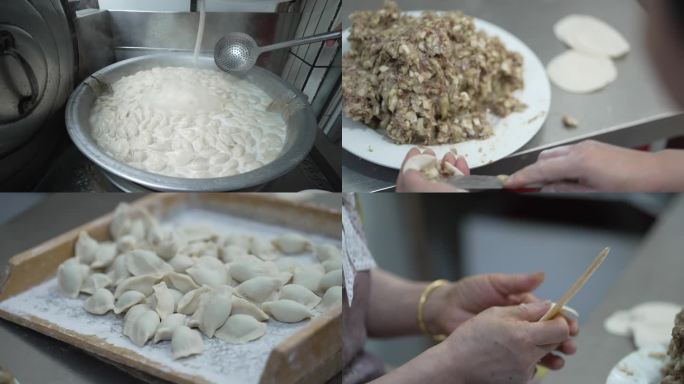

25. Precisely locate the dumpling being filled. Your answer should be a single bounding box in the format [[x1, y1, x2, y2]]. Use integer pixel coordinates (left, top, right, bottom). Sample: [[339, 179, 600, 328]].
[[215, 314, 267, 344]]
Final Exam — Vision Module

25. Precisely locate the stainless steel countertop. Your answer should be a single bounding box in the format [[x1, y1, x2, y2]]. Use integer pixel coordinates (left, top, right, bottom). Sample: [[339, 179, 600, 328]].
[[342, 0, 684, 192], [0, 194, 341, 384], [546, 193, 684, 383]]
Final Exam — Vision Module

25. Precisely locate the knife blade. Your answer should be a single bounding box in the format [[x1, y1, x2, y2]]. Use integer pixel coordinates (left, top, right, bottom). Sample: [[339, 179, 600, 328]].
[[445, 175, 509, 190]]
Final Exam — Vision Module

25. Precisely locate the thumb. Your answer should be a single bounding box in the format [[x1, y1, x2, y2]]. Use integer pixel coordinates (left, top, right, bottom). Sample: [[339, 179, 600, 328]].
[[508, 300, 552, 322], [490, 272, 545, 296]]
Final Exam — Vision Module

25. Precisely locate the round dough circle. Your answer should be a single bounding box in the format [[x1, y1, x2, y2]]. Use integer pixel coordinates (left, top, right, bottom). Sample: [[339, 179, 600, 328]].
[[554, 14, 630, 58], [547, 50, 617, 93], [604, 310, 632, 337]]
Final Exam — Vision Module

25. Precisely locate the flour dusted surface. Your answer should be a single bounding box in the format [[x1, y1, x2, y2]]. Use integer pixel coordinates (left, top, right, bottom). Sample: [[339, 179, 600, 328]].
[[0, 209, 339, 384], [90, 67, 287, 178]]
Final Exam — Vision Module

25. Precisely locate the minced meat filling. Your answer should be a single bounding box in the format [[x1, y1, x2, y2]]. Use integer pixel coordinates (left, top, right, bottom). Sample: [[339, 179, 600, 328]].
[[663, 310, 684, 383], [342, 0, 526, 145]]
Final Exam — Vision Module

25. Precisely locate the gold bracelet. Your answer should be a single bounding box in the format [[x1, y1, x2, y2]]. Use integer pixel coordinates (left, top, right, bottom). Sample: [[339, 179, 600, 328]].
[[417, 279, 449, 342]]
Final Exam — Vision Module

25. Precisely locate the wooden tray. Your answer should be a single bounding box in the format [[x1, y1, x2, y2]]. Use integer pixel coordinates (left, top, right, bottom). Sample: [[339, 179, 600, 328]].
[[0, 193, 342, 384]]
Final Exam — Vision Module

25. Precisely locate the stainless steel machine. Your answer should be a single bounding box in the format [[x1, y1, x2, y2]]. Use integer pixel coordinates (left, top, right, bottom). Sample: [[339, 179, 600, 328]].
[[0, 0, 341, 191]]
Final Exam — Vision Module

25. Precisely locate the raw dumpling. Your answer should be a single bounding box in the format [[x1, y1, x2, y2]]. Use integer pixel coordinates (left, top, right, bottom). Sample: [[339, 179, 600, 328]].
[[114, 290, 146, 314], [172, 325, 203, 359], [223, 234, 252, 249], [249, 238, 279, 261], [148, 227, 184, 260], [152, 282, 175, 320], [180, 241, 219, 259], [322, 258, 342, 273], [189, 288, 232, 337], [316, 286, 342, 312], [114, 274, 162, 298], [81, 273, 112, 295], [215, 314, 267, 344], [554, 14, 630, 58], [116, 235, 137, 253], [236, 277, 281, 304], [314, 244, 341, 263], [75, 231, 99, 265], [164, 272, 200, 293], [178, 223, 218, 243], [83, 288, 115, 315], [220, 244, 248, 263], [194, 256, 225, 271], [229, 260, 278, 283], [125, 249, 173, 276], [274, 257, 301, 273], [153, 313, 187, 343], [168, 253, 194, 273], [547, 50, 617, 94], [91, 243, 117, 269], [186, 266, 227, 287], [106, 255, 130, 285], [177, 286, 211, 315], [58, 258, 88, 298], [262, 300, 313, 323], [124, 309, 160, 347], [279, 284, 321, 309], [318, 269, 343, 293], [272, 233, 310, 254], [168, 288, 184, 309], [231, 296, 269, 321], [293, 266, 324, 293], [124, 303, 151, 325]]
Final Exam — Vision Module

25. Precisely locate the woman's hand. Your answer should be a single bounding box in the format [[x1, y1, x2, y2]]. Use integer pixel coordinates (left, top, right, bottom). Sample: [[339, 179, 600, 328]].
[[440, 301, 574, 383], [396, 148, 470, 192], [505, 140, 663, 192], [423, 273, 578, 371]]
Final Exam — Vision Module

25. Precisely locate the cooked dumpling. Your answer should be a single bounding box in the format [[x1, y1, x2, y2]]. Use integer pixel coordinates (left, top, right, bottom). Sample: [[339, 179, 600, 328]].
[[114, 274, 162, 298], [188, 288, 232, 337], [236, 277, 281, 304], [293, 266, 324, 293], [116, 235, 137, 253], [81, 273, 112, 295], [168, 253, 194, 273], [172, 325, 203, 359], [249, 238, 279, 261], [279, 284, 321, 309], [220, 244, 248, 263], [153, 313, 187, 343], [124, 309, 160, 347], [163, 272, 199, 293], [314, 244, 341, 263], [318, 269, 343, 293], [83, 288, 115, 315], [229, 260, 278, 283], [177, 286, 211, 315], [215, 314, 267, 344], [272, 233, 311, 254], [262, 300, 313, 323], [114, 290, 146, 314], [125, 249, 173, 276], [231, 296, 269, 321], [152, 282, 175, 320], [75, 231, 99, 265], [58, 258, 88, 298], [316, 286, 342, 312], [186, 266, 227, 288], [106, 255, 130, 285], [91, 243, 117, 269]]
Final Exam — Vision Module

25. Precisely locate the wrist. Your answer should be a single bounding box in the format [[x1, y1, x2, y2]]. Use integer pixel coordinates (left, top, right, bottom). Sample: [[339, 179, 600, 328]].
[[649, 150, 684, 192], [422, 282, 451, 336]]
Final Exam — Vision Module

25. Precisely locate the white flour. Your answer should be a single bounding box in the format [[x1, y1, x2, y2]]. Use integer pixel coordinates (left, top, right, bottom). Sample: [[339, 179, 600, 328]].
[[90, 67, 287, 178], [0, 209, 339, 384]]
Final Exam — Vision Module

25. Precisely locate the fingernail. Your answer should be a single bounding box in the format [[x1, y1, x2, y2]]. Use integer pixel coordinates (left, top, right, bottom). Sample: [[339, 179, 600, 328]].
[[533, 272, 545, 282]]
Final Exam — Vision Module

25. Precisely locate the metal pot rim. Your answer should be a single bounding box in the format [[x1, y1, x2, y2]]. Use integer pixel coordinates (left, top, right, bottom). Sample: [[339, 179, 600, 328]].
[[65, 54, 317, 191]]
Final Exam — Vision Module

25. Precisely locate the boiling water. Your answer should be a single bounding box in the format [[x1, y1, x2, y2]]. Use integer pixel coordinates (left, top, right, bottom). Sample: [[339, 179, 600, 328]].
[[193, 0, 206, 65]]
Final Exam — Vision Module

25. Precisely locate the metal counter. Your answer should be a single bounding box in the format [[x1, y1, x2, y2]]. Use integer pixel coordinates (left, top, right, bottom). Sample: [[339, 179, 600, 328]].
[[342, 0, 684, 192], [545, 193, 684, 383]]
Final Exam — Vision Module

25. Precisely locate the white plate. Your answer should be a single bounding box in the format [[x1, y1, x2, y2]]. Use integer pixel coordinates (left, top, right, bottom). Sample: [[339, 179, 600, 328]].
[[605, 345, 667, 384], [342, 12, 551, 170]]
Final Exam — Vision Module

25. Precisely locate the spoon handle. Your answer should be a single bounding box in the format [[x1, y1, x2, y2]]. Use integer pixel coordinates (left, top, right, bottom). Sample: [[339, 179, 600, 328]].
[[259, 31, 342, 53]]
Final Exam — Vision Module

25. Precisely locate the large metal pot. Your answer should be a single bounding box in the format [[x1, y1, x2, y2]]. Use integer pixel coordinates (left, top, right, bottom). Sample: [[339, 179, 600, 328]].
[[65, 54, 317, 191]]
